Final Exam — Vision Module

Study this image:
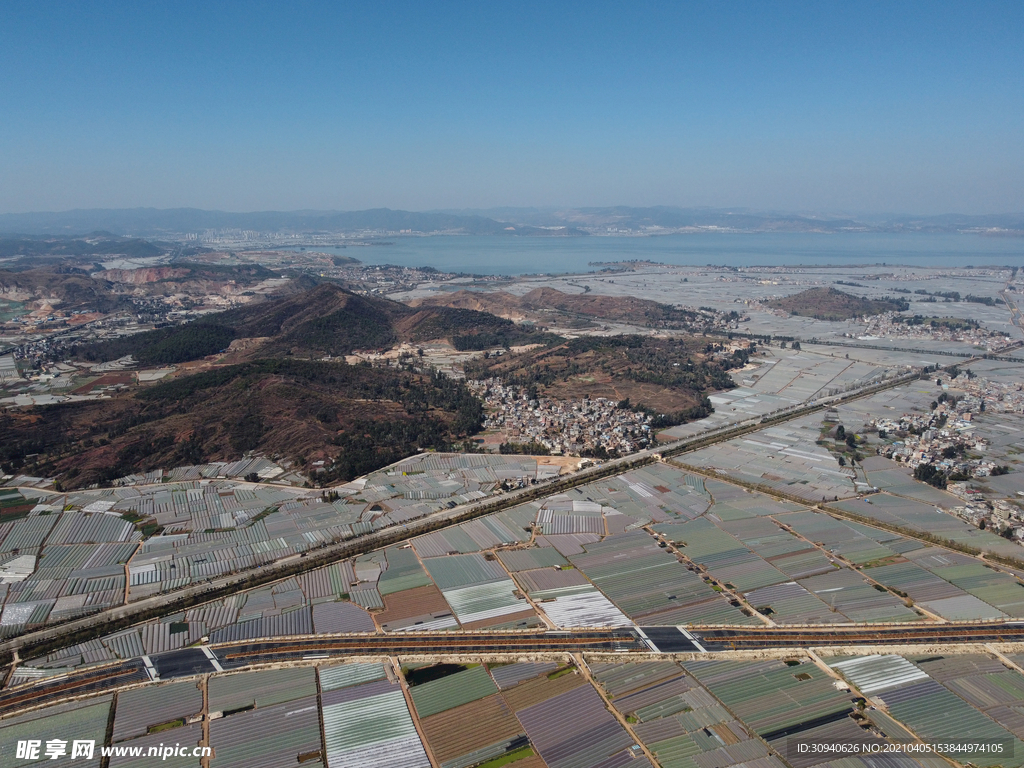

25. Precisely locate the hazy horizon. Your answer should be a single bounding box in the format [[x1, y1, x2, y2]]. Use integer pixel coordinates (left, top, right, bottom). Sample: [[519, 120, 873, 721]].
[[2, 204, 1023, 220], [1, 2, 1022, 215]]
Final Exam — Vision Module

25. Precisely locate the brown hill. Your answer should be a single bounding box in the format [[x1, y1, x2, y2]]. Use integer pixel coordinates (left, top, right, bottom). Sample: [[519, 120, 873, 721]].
[[464, 334, 743, 423], [0, 269, 126, 312], [92, 267, 193, 284], [6, 283, 561, 488], [519, 287, 700, 325], [0, 359, 484, 489], [0, 262, 278, 312], [80, 282, 557, 365], [410, 290, 528, 319], [414, 287, 703, 328], [766, 287, 908, 320], [88, 262, 276, 297]]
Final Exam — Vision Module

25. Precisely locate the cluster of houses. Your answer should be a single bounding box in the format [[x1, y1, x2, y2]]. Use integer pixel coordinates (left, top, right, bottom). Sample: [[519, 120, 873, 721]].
[[948, 492, 1024, 540], [468, 378, 654, 456], [871, 370, 1024, 539], [859, 311, 1012, 347], [871, 392, 996, 477]]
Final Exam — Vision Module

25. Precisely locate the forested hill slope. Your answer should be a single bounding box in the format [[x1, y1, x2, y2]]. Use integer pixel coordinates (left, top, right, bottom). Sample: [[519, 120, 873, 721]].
[[463, 334, 743, 425], [7, 283, 565, 487], [766, 287, 908, 320], [79, 282, 557, 365], [0, 360, 484, 488]]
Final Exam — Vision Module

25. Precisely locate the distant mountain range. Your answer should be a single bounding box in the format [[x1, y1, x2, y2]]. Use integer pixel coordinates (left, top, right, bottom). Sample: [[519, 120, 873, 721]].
[[0, 208, 586, 238], [0, 206, 1021, 237], [435, 206, 1024, 235]]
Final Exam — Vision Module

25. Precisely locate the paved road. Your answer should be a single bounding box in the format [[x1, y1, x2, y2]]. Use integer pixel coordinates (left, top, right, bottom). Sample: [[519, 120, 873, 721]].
[[647, 622, 1024, 651], [216, 629, 646, 668], [8, 621, 1024, 716], [151, 648, 221, 679], [0, 629, 644, 714]]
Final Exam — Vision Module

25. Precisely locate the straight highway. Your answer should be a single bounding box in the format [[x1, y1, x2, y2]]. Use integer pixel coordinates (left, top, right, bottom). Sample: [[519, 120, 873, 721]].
[[8, 621, 1024, 716]]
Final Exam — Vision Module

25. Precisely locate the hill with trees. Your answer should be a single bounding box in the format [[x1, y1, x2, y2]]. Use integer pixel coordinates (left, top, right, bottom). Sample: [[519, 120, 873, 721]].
[[7, 283, 564, 488], [0, 360, 483, 488], [78, 282, 556, 364], [412, 287, 731, 330], [464, 334, 744, 426], [766, 287, 909, 320]]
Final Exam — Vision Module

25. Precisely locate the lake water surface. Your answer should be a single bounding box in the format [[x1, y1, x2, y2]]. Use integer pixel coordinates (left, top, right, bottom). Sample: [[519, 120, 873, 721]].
[[288, 232, 1024, 276]]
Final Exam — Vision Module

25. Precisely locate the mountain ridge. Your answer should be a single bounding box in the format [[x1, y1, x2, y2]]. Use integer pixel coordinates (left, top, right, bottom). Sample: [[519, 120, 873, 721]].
[[0, 208, 588, 238], [78, 282, 558, 364], [2, 206, 1022, 237]]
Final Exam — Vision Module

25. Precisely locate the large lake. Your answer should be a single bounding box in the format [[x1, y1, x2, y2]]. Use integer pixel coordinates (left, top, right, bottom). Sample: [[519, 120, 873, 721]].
[[288, 232, 1024, 276]]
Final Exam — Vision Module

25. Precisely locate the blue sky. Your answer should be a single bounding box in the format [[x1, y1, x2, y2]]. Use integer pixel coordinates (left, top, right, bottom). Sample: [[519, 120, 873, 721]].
[[1, 1, 1021, 214]]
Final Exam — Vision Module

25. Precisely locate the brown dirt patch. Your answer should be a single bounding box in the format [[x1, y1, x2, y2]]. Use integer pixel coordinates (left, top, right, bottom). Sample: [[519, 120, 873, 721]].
[[420, 694, 523, 763], [537, 456, 579, 473], [72, 372, 132, 393], [67, 313, 105, 326], [377, 584, 454, 629], [410, 291, 528, 320], [501, 669, 586, 712]]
